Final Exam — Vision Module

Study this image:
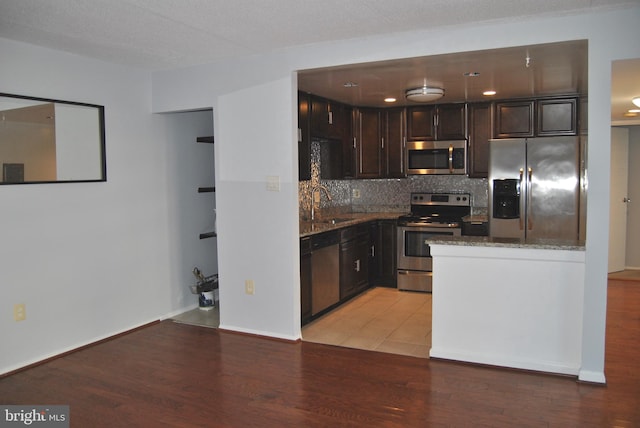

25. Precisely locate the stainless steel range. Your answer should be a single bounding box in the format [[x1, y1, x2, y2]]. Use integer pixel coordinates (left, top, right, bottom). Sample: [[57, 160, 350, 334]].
[[397, 193, 470, 292]]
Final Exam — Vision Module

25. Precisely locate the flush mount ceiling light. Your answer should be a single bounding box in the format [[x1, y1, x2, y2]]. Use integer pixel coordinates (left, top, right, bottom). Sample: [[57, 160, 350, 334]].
[[633, 96, 640, 108], [405, 86, 444, 103]]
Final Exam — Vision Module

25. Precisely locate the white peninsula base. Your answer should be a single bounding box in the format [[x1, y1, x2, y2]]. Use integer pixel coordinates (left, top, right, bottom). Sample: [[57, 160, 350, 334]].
[[429, 243, 585, 377]]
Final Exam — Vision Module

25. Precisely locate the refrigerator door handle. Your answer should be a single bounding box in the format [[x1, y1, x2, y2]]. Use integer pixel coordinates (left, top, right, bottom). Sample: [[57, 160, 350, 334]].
[[527, 167, 533, 230], [519, 168, 524, 230], [448, 144, 454, 173]]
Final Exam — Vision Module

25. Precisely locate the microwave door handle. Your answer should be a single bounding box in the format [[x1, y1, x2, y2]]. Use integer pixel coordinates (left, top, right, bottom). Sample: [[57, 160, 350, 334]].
[[519, 168, 524, 230], [448, 144, 453, 173]]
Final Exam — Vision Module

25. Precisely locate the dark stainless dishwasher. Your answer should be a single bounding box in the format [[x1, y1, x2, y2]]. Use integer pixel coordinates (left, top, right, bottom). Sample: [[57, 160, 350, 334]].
[[311, 231, 340, 315]]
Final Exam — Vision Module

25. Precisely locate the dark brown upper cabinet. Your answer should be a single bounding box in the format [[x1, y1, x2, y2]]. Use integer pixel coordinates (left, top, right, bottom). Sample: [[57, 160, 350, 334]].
[[467, 102, 493, 178], [406, 105, 436, 140], [436, 104, 467, 140], [495, 100, 535, 138], [537, 97, 578, 136], [353, 107, 406, 179], [384, 108, 406, 178], [298, 92, 311, 181], [354, 108, 383, 178], [495, 97, 578, 139], [407, 104, 466, 141], [310, 96, 330, 138]]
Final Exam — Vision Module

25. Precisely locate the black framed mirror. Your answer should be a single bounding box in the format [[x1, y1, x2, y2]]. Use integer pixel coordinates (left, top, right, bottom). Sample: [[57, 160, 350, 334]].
[[0, 93, 106, 184]]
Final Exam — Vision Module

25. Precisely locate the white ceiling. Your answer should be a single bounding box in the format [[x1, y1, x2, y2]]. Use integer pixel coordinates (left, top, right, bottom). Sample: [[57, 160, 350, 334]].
[[0, 0, 638, 124]]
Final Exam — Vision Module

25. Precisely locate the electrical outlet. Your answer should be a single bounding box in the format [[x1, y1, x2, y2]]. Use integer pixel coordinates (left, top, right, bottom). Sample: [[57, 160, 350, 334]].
[[13, 303, 26, 322], [245, 280, 255, 295], [352, 189, 361, 199]]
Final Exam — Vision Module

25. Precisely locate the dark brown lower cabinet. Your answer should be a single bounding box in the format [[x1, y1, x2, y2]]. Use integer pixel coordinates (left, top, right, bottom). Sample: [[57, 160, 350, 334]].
[[302, 220, 396, 326], [370, 220, 397, 288], [339, 226, 370, 300], [300, 237, 312, 324]]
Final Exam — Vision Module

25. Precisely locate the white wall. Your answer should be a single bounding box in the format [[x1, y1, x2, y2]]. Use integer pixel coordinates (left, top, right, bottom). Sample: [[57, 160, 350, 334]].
[[626, 126, 640, 268], [152, 5, 640, 382], [0, 38, 212, 374]]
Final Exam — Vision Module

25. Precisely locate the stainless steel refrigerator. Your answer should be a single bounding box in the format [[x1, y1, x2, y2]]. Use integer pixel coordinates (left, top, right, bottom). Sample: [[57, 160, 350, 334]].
[[488, 136, 582, 240]]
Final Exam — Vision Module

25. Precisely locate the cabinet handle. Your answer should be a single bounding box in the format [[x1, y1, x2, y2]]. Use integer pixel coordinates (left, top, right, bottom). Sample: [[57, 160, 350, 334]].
[[355, 259, 361, 272], [328, 111, 333, 125], [370, 245, 375, 257], [353, 137, 356, 149], [381, 137, 384, 149]]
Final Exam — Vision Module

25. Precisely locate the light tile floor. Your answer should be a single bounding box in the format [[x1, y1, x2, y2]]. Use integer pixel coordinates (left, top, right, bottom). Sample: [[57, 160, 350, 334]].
[[302, 287, 432, 358], [172, 306, 220, 328]]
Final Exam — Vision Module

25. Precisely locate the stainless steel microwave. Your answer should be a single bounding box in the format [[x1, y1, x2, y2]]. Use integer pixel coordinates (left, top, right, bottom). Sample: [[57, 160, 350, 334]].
[[405, 140, 467, 175]]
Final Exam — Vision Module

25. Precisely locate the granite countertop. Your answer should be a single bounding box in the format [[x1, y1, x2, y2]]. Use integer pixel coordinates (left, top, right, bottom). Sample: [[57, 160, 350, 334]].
[[425, 235, 585, 251], [462, 214, 488, 223], [300, 212, 401, 237]]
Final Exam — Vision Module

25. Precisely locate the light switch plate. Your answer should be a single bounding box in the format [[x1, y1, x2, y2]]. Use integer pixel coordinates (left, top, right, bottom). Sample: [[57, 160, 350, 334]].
[[266, 175, 280, 192]]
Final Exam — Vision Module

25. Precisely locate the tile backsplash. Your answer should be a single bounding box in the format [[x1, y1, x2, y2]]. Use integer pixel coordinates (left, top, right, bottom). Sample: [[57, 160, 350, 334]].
[[299, 141, 488, 219]]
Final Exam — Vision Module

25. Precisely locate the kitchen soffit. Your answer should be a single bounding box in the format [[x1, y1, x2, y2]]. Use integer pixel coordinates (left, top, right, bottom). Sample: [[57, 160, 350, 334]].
[[298, 40, 588, 108]]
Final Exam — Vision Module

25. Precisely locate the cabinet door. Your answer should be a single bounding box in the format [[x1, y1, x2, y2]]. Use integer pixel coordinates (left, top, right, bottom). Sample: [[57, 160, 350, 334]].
[[340, 228, 370, 300], [340, 239, 358, 300], [537, 98, 577, 136], [406, 106, 436, 141], [436, 104, 467, 140], [355, 108, 382, 178], [371, 220, 397, 288], [327, 101, 350, 140], [495, 100, 535, 138], [468, 102, 493, 178], [300, 248, 312, 324], [298, 92, 311, 181], [353, 235, 370, 293], [310, 96, 330, 138], [384, 108, 406, 178], [342, 107, 356, 178]]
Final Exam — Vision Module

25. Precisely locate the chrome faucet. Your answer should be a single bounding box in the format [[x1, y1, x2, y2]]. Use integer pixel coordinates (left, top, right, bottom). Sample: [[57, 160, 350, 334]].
[[310, 184, 332, 221]]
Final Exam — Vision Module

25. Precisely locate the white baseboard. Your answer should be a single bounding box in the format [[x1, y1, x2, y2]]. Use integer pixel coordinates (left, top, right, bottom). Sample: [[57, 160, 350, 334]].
[[578, 369, 606, 384]]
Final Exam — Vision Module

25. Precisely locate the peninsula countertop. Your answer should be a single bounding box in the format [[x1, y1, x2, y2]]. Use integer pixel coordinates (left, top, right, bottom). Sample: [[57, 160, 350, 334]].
[[425, 235, 585, 251]]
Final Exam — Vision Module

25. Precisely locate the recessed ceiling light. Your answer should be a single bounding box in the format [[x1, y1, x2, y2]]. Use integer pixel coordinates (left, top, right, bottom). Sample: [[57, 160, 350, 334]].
[[343, 82, 359, 88], [483, 90, 497, 96], [384, 97, 397, 103]]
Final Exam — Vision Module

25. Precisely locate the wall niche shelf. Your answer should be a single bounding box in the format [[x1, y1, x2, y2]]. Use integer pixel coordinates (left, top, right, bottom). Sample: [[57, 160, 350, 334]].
[[196, 136, 214, 144], [197, 186, 216, 193], [197, 135, 216, 240]]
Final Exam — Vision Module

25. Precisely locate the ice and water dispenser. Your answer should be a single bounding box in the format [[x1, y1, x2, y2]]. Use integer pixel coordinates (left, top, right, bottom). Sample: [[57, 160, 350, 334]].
[[492, 179, 520, 219]]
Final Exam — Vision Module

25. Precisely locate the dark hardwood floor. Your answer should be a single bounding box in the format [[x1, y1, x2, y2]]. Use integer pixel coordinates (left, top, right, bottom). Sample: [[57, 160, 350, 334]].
[[1, 280, 639, 427]]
